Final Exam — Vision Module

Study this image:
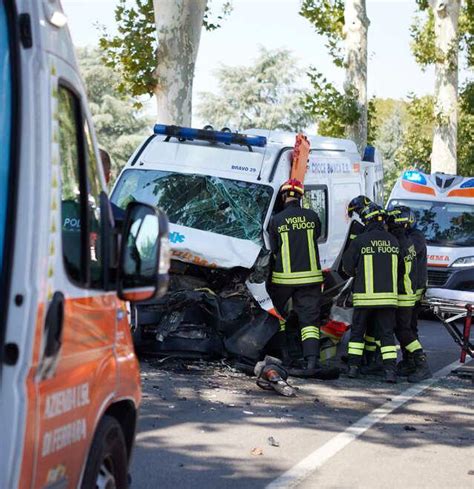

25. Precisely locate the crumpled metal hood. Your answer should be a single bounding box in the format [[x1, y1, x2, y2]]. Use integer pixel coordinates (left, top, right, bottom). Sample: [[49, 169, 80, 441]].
[[169, 223, 262, 269]]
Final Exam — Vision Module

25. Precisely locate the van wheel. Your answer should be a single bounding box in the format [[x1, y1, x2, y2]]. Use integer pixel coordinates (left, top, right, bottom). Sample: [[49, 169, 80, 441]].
[[81, 415, 129, 489]]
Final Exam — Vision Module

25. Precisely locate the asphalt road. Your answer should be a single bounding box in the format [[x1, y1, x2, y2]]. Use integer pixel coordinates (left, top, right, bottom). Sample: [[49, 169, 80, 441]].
[[131, 319, 474, 489]]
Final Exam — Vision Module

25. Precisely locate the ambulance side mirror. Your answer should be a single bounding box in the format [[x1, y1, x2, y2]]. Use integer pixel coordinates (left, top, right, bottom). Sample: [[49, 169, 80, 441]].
[[117, 202, 170, 302]]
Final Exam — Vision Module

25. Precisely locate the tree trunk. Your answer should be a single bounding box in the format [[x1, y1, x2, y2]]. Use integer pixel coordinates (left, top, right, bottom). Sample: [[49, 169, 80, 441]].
[[344, 0, 370, 155], [153, 0, 207, 125], [430, 0, 460, 174]]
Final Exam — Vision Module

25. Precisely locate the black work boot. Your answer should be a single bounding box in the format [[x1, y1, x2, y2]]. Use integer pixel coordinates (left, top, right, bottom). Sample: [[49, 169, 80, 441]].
[[360, 351, 384, 376], [397, 352, 416, 377], [407, 352, 432, 383], [348, 364, 360, 379], [280, 346, 292, 367], [305, 355, 320, 370], [384, 362, 397, 384]]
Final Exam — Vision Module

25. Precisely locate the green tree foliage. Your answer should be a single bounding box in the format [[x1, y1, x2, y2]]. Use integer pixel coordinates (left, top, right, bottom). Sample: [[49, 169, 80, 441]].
[[301, 69, 378, 143], [77, 47, 151, 179], [394, 95, 434, 172], [301, 69, 359, 137], [197, 48, 312, 131], [299, 0, 345, 66], [378, 85, 474, 197], [373, 96, 433, 196], [373, 101, 405, 165], [99, 0, 232, 102], [300, 1, 371, 147], [98, 0, 157, 101], [458, 81, 474, 175], [411, 0, 473, 69]]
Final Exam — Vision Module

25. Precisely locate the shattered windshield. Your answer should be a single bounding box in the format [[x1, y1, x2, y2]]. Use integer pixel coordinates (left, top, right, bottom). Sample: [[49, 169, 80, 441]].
[[391, 199, 474, 247], [111, 169, 273, 245]]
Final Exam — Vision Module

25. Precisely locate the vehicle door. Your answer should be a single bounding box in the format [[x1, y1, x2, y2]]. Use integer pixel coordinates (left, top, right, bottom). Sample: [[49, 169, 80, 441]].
[[28, 56, 119, 489]]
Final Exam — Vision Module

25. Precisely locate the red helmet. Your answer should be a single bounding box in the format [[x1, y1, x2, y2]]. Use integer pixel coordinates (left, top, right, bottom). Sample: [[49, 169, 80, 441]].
[[280, 178, 304, 198]]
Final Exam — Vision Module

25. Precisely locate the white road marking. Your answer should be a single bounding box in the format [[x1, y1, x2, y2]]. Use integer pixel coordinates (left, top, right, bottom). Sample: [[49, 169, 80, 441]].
[[265, 358, 470, 489]]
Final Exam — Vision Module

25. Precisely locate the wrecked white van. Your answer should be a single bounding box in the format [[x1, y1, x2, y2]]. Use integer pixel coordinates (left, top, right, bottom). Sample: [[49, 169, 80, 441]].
[[110, 125, 383, 362]]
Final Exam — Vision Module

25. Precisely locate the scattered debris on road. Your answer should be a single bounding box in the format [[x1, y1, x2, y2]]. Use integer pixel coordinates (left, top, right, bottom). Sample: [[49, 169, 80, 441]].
[[251, 447, 264, 456], [268, 436, 280, 447]]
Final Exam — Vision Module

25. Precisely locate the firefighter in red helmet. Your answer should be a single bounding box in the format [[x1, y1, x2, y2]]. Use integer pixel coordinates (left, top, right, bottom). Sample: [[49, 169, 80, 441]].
[[268, 178, 323, 373]]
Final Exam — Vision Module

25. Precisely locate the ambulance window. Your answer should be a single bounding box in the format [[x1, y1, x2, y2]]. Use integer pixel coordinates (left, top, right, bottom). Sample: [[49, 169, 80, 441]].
[[84, 122, 103, 288], [59, 86, 85, 284], [303, 186, 328, 242]]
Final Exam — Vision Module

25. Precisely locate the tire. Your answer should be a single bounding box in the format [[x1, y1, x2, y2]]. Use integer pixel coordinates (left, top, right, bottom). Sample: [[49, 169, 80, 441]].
[[81, 415, 129, 489]]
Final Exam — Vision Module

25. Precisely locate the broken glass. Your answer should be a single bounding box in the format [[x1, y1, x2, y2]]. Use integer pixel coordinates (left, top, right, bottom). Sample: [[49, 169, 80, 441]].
[[112, 169, 273, 245]]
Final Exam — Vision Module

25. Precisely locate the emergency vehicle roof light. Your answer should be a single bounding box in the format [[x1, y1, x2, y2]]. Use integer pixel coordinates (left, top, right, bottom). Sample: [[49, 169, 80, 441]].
[[403, 170, 427, 185], [461, 178, 474, 189], [153, 124, 267, 149]]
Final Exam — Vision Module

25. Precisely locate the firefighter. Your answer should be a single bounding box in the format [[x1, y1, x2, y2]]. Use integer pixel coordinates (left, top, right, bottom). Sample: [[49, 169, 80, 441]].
[[342, 202, 399, 383], [407, 209, 428, 339], [347, 196, 383, 375], [268, 178, 323, 371], [387, 207, 432, 382]]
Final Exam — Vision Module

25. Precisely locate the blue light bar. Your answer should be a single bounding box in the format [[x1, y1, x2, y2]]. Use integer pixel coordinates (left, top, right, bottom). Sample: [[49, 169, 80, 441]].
[[403, 170, 427, 185], [461, 178, 474, 188], [153, 124, 267, 148]]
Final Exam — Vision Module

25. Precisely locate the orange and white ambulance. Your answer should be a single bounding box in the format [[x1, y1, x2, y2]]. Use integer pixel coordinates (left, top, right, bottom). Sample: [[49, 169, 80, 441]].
[[0, 1, 169, 488], [388, 170, 474, 289]]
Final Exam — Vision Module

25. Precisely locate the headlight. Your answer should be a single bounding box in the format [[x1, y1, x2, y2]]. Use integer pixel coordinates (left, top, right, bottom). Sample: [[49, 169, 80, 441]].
[[451, 256, 474, 268]]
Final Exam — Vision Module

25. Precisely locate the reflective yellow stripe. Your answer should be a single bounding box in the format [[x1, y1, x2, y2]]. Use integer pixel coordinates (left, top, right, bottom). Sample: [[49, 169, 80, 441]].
[[353, 291, 398, 307], [279, 320, 286, 332], [380, 345, 397, 360], [416, 288, 424, 301], [404, 260, 413, 295], [354, 299, 398, 307], [307, 229, 318, 272], [398, 294, 417, 307], [272, 273, 323, 285], [281, 232, 291, 274], [364, 255, 374, 295], [406, 339, 422, 353], [364, 335, 376, 343], [365, 345, 377, 352], [349, 342, 365, 350], [392, 255, 398, 294], [273, 270, 323, 279], [301, 326, 320, 340]]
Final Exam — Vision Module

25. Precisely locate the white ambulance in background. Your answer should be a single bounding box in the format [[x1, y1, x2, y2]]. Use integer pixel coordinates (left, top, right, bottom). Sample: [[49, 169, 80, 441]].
[[112, 125, 385, 275], [388, 170, 474, 290]]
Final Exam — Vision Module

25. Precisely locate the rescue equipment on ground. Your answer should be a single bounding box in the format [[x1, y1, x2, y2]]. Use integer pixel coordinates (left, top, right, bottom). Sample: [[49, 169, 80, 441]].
[[254, 356, 296, 397]]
